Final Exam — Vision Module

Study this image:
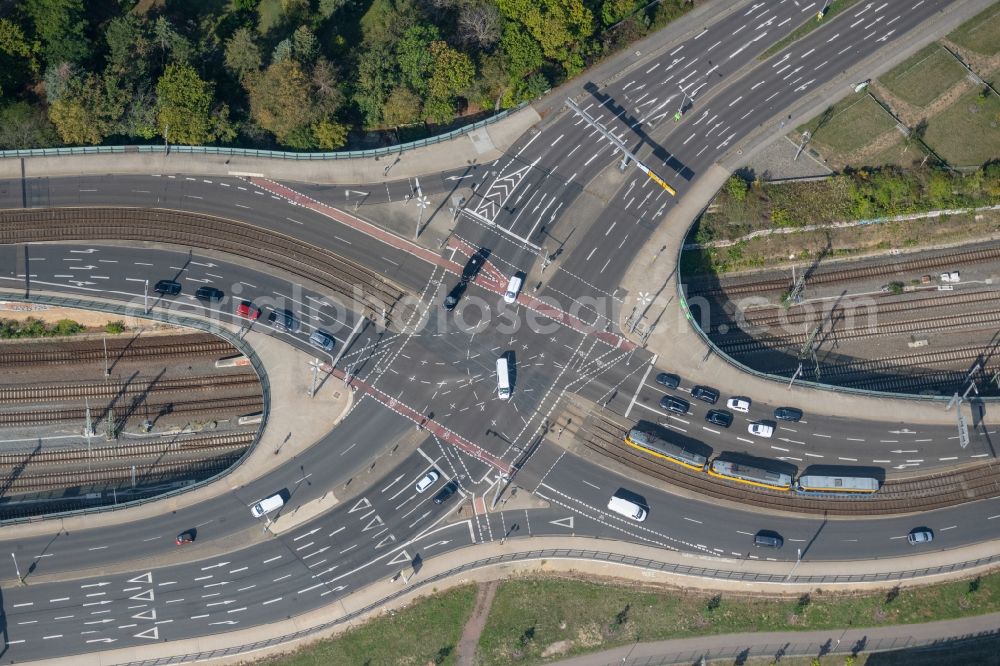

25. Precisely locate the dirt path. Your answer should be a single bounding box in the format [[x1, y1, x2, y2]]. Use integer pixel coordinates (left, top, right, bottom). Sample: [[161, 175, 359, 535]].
[[455, 581, 499, 666]]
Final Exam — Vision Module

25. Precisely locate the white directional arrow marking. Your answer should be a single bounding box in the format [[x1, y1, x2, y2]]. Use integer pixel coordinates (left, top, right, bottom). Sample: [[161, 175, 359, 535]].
[[424, 540, 451, 550], [86, 638, 117, 643], [189, 261, 217, 268], [201, 561, 231, 570]]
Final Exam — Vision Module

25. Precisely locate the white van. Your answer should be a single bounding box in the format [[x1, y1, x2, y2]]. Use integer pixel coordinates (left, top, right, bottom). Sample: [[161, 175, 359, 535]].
[[503, 274, 523, 304], [496, 356, 511, 400], [250, 493, 285, 518], [607, 495, 647, 522]]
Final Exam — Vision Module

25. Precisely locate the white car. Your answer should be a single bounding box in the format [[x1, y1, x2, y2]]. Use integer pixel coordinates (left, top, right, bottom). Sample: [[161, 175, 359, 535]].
[[748, 422, 774, 438], [503, 274, 523, 304], [727, 397, 751, 413], [415, 470, 440, 493]]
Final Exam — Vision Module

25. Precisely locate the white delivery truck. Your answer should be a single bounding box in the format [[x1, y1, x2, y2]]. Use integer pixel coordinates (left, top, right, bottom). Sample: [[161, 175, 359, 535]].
[[496, 356, 511, 400]]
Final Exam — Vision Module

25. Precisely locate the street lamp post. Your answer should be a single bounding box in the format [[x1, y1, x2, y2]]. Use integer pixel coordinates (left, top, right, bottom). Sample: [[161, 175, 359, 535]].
[[144, 279, 149, 314]]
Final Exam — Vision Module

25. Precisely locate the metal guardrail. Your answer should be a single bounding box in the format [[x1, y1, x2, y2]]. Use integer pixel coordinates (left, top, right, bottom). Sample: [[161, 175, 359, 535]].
[[110, 546, 1000, 666], [671, 237, 1000, 403], [0, 292, 271, 525], [0, 105, 526, 160]]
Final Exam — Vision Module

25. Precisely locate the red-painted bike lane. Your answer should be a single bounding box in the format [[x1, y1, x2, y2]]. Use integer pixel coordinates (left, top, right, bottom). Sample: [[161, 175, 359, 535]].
[[249, 177, 637, 353], [317, 363, 513, 475]]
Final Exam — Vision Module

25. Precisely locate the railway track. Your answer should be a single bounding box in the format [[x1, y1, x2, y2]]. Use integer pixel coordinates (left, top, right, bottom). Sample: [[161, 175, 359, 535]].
[[0, 431, 254, 468], [0, 334, 236, 366], [689, 243, 1000, 297], [0, 373, 260, 403], [0, 207, 411, 328], [0, 455, 242, 493], [0, 395, 263, 426], [715, 289, 1000, 331], [715, 308, 1000, 356], [577, 411, 1000, 516]]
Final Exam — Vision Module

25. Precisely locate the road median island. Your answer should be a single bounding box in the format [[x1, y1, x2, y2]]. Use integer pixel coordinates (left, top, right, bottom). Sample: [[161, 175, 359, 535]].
[[44, 535, 1000, 666]]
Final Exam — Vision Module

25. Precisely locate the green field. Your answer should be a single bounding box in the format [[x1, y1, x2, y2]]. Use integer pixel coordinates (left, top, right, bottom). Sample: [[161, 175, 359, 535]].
[[924, 83, 1000, 167], [948, 3, 1000, 55], [475, 574, 1000, 665], [259, 584, 477, 666], [256, 568, 1000, 666], [879, 44, 968, 108], [800, 95, 897, 155]]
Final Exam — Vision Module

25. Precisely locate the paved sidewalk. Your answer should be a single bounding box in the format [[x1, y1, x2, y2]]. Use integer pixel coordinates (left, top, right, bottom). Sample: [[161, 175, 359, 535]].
[[0, 107, 540, 184], [550, 611, 1000, 666], [29, 533, 1000, 666]]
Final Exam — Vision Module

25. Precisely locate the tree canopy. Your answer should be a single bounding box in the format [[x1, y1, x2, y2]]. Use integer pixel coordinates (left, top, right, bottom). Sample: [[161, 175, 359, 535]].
[[0, 0, 697, 150]]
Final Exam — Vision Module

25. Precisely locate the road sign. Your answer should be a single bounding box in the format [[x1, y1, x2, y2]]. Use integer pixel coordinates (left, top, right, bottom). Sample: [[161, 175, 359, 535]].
[[958, 410, 969, 449]]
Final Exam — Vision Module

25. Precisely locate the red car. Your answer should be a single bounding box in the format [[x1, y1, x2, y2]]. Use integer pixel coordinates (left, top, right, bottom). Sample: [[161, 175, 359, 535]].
[[236, 300, 261, 320]]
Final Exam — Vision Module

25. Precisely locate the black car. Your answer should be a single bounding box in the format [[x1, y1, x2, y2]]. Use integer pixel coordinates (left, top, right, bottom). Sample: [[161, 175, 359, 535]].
[[461, 248, 490, 282], [195, 286, 224, 302], [433, 481, 459, 504], [659, 395, 689, 414], [153, 279, 181, 296], [268, 309, 300, 332], [774, 406, 803, 422], [443, 282, 467, 310], [691, 385, 719, 404], [753, 531, 784, 549], [705, 409, 733, 428], [654, 372, 681, 389]]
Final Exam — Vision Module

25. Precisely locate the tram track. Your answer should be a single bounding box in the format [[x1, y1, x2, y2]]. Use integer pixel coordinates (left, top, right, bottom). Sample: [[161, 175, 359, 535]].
[[576, 411, 1000, 516], [0, 207, 413, 328]]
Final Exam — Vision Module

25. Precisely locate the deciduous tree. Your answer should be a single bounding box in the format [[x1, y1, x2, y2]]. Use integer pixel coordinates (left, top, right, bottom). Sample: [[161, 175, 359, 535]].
[[248, 58, 313, 144], [382, 86, 421, 126], [156, 63, 218, 145]]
